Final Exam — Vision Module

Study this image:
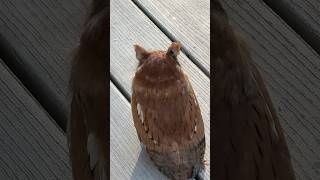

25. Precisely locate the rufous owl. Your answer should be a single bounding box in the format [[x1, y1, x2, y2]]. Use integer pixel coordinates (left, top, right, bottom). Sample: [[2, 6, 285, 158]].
[[212, 0, 296, 180], [131, 42, 205, 180], [68, 0, 108, 179]]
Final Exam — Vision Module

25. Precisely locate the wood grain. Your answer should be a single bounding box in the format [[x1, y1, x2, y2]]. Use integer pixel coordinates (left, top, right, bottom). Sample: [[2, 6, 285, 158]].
[[0, 0, 86, 129], [110, 82, 169, 180], [133, 0, 210, 75], [0, 59, 71, 179], [263, 0, 320, 54], [110, 0, 210, 179], [222, 1, 320, 179]]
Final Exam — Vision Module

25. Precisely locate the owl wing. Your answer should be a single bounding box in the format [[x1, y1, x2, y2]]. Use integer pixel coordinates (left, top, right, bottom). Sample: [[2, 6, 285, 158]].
[[184, 75, 205, 146], [131, 93, 144, 143], [131, 75, 205, 151], [68, 90, 107, 180], [68, 95, 94, 180], [213, 59, 295, 180], [131, 91, 158, 150], [248, 61, 296, 180]]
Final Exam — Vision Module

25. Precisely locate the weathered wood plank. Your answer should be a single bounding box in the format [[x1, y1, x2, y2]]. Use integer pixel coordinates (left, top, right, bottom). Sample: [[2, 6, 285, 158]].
[[0, 0, 85, 129], [222, 1, 320, 179], [263, 0, 320, 55], [0, 59, 71, 179], [110, 82, 168, 180], [133, 0, 210, 75], [110, 0, 210, 179]]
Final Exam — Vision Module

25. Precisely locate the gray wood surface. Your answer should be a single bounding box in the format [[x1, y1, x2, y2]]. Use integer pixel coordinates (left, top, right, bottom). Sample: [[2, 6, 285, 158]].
[[0, 60, 71, 179], [0, 0, 319, 179], [263, 0, 320, 54], [0, 0, 85, 129], [110, 0, 210, 179], [222, 1, 320, 179], [133, 0, 210, 76], [110, 82, 168, 180]]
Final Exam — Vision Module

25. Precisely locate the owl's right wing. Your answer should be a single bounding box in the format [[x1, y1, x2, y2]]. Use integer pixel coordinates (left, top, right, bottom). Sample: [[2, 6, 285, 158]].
[[68, 91, 107, 180], [131, 90, 162, 151], [131, 93, 149, 145]]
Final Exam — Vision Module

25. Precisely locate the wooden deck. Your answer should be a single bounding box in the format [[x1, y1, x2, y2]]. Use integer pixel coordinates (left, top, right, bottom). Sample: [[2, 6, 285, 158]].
[[0, 0, 319, 179], [110, 0, 210, 179]]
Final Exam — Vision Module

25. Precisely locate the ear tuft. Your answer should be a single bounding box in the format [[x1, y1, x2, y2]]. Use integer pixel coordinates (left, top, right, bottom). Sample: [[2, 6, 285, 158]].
[[167, 42, 181, 58], [134, 44, 149, 61]]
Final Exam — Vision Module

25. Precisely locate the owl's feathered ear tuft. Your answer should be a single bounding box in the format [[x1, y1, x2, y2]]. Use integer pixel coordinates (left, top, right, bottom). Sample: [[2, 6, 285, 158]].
[[134, 44, 149, 61], [167, 42, 181, 59]]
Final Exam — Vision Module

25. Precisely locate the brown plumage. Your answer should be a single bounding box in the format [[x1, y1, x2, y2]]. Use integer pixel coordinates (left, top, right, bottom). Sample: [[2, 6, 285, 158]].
[[131, 43, 205, 180], [67, 0, 108, 179], [212, 1, 296, 180]]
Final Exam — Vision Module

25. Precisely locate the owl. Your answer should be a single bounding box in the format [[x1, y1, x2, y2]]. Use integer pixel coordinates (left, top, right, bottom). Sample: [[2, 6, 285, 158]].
[[131, 42, 206, 180], [68, 0, 108, 180], [212, 1, 296, 180]]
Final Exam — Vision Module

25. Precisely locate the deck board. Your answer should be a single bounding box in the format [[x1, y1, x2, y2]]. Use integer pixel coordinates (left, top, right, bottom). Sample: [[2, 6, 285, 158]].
[[0, 59, 71, 179], [0, 0, 319, 179], [110, 82, 168, 180], [133, 0, 210, 75], [0, 0, 85, 129], [263, 0, 320, 54], [222, 1, 320, 179], [110, 0, 210, 179]]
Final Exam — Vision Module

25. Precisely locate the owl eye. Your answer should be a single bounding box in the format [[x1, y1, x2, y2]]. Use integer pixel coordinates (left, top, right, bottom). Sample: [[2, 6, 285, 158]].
[[166, 42, 181, 59], [166, 42, 182, 66], [167, 49, 175, 57]]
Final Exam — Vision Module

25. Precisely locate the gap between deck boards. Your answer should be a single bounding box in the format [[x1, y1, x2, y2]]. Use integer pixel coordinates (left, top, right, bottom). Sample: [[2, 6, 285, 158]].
[[263, 0, 320, 56], [0, 35, 68, 131], [110, 47, 207, 104], [131, 0, 210, 78], [0, 33, 67, 130], [111, 73, 131, 102]]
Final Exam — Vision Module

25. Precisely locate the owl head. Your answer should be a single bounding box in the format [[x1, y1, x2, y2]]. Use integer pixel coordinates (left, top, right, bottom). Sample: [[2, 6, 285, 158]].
[[133, 42, 183, 85]]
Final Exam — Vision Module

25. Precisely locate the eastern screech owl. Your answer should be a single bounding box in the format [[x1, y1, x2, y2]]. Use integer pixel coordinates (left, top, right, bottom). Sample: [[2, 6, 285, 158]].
[[131, 42, 205, 180], [68, 0, 108, 180], [212, 1, 295, 180]]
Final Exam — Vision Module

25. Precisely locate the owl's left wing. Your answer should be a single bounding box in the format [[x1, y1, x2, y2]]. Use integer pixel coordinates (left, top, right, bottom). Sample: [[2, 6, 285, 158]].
[[131, 93, 144, 143]]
